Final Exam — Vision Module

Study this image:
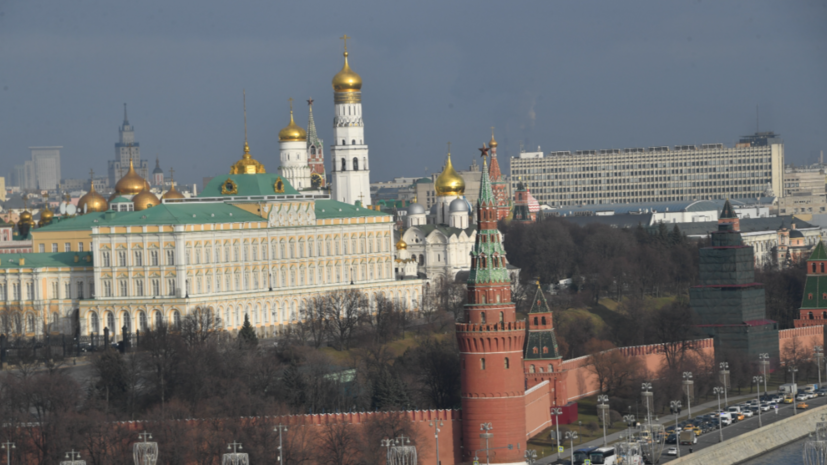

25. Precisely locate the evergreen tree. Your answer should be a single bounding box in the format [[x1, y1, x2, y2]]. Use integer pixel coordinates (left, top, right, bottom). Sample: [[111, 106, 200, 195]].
[[282, 362, 306, 409], [238, 313, 258, 346], [371, 365, 410, 410], [656, 222, 669, 244], [669, 224, 685, 246]]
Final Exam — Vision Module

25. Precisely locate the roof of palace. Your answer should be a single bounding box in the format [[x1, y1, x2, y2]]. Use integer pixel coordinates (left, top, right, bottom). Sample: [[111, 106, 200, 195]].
[[0, 251, 93, 269], [198, 173, 300, 197]]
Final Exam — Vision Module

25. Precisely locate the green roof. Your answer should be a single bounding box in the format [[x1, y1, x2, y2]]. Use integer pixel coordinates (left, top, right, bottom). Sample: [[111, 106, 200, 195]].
[[110, 196, 131, 204], [38, 204, 263, 230], [0, 252, 93, 269], [315, 200, 387, 219], [199, 173, 299, 198], [35, 212, 109, 232], [415, 177, 433, 184], [809, 242, 827, 261], [720, 199, 737, 219], [528, 282, 552, 314]]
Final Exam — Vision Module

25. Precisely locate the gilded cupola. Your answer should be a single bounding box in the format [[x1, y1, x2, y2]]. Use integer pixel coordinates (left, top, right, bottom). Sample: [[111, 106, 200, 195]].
[[332, 35, 362, 93], [114, 157, 148, 195], [395, 236, 408, 250], [38, 195, 54, 227], [132, 186, 160, 211], [435, 151, 465, 197], [78, 170, 108, 214], [161, 167, 186, 200], [489, 127, 498, 149], [278, 109, 307, 142], [230, 90, 267, 174]]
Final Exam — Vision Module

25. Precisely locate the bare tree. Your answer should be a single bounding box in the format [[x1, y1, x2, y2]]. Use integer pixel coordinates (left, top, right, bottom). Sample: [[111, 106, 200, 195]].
[[326, 289, 367, 351], [180, 306, 223, 347], [586, 340, 644, 397], [317, 421, 362, 465], [300, 296, 328, 349]]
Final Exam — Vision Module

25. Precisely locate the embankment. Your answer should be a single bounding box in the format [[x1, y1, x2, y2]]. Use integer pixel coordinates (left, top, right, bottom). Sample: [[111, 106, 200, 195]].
[[669, 404, 827, 465]]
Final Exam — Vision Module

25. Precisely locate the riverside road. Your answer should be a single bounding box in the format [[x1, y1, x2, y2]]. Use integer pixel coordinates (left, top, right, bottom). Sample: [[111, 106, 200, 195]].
[[540, 391, 827, 464]]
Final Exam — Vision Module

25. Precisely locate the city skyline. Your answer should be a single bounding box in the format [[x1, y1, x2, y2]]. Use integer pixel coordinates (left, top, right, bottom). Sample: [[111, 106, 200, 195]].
[[0, 1, 825, 186]]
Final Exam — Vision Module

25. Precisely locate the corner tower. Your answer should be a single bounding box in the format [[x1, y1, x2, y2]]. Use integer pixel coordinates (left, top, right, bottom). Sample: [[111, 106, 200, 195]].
[[330, 36, 371, 205], [794, 242, 827, 328], [456, 148, 526, 464]]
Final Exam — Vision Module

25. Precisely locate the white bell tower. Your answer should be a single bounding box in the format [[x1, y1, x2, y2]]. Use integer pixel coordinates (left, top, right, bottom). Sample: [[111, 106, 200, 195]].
[[330, 35, 371, 206]]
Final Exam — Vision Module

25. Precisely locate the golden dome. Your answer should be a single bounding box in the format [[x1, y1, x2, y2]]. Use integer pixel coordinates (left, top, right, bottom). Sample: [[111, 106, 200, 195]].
[[332, 51, 362, 92], [435, 153, 465, 196], [19, 210, 33, 224], [115, 158, 148, 195], [38, 205, 54, 227], [489, 128, 498, 148], [230, 141, 266, 174], [133, 187, 160, 211], [395, 236, 408, 250], [162, 182, 185, 200], [78, 189, 108, 214], [278, 110, 307, 142]]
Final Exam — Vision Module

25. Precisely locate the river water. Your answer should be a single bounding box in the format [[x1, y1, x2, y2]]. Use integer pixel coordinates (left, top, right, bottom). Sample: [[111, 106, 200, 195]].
[[744, 438, 806, 464]]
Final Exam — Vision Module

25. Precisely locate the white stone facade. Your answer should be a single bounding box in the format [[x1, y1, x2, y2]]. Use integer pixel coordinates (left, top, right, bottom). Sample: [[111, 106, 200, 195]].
[[331, 99, 371, 205], [279, 140, 312, 189]]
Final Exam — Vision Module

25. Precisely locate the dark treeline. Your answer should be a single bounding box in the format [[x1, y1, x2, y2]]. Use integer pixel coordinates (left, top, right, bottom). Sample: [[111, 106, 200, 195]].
[[0, 291, 462, 465], [501, 217, 702, 303]]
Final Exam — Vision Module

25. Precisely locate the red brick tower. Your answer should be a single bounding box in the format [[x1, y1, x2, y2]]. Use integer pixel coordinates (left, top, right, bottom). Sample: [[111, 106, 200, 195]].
[[306, 98, 326, 188], [794, 241, 827, 327], [456, 148, 526, 464], [488, 129, 510, 221]]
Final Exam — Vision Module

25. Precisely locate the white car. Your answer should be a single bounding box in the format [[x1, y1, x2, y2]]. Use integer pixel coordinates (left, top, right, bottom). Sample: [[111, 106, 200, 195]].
[[741, 409, 754, 418], [666, 447, 678, 456], [759, 403, 771, 412], [797, 394, 809, 401]]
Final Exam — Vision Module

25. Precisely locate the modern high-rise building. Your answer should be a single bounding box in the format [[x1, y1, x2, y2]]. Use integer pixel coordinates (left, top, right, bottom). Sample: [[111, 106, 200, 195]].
[[510, 132, 785, 207], [108, 104, 149, 187], [29, 147, 62, 190]]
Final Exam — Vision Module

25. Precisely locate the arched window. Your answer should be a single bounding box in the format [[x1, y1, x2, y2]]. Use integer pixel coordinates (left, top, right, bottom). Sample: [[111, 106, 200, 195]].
[[541, 316, 547, 325], [155, 312, 162, 329], [106, 312, 115, 332], [342, 139, 346, 145], [90, 312, 99, 334], [123, 313, 131, 333], [533, 317, 538, 325], [26, 314, 34, 333], [548, 364, 554, 373], [504, 357, 510, 369], [341, 158, 347, 171], [533, 347, 538, 354], [480, 312, 486, 324], [173, 311, 181, 328], [351, 139, 356, 145], [353, 157, 359, 171], [499, 311, 504, 323], [529, 364, 535, 373], [543, 347, 549, 354], [480, 358, 486, 370], [311, 146, 316, 155], [139, 311, 147, 331], [810, 312, 815, 320]]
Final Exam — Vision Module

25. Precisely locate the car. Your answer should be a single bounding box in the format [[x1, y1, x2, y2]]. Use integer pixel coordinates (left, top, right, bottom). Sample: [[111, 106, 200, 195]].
[[734, 412, 745, 421], [817, 388, 827, 397], [741, 409, 754, 418], [759, 403, 771, 412], [797, 394, 809, 401], [798, 402, 809, 409], [665, 434, 677, 445], [666, 447, 678, 456]]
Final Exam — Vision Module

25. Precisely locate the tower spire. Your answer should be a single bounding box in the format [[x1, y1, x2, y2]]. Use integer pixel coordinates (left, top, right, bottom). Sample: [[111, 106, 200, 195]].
[[307, 97, 321, 148], [123, 103, 129, 125], [243, 89, 248, 146]]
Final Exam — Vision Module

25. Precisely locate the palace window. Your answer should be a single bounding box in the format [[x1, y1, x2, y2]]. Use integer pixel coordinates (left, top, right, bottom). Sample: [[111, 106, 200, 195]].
[[481, 358, 486, 370], [152, 279, 160, 296], [136, 280, 144, 296], [118, 251, 127, 267], [167, 250, 175, 265], [504, 357, 510, 369], [119, 280, 128, 297], [168, 279, 176, 296], [104, 280, 112, 297], [150, 250, 159, 266], [134, 250, 143, 266]]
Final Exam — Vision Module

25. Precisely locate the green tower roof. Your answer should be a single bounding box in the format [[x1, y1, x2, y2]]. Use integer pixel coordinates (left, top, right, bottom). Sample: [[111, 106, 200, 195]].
[[720, 199, 737, 219], [809, 241, 827, 261]]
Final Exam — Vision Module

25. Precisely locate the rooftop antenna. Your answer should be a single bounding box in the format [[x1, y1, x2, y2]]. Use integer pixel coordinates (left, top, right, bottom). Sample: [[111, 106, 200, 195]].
[[756, 104, 759, 134], [243, 89, 247, 144]]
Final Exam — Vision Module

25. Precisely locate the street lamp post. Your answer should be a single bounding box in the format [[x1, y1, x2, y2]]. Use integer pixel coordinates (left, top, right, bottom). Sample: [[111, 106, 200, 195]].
[[759, 353, 770, 396], [597, 395, 609, 447], [816, 347, 824, 389], [551, 408, 563, 457], [429, 419, 444, 465], [565, 431, 578, 465], [789, 365, 799, 415], [623, 415, 635, 442], [480, 423, 493, 465], [753, 376, 764, 427], [274, 424, 288, 464], [524, 449, 537, 465], [683, 372, 693, 419], [712, 387, 725, 443], [720, 362, 730, 407], [641, 383, 653, 427], [1, 441, 14, 465], [64, 450, 83, 465], [669, 401, 681, 459]]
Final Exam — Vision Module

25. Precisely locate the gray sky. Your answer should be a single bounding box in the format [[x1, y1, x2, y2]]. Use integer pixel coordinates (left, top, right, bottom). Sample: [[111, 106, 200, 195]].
[[1, 0, 825, 186]]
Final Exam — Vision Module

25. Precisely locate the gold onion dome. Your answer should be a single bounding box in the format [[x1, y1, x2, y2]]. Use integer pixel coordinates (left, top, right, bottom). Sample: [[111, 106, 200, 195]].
[[162, 182, 185, 200], [38, 204, 54, 226], [132, 187, 160, 211], [78, 184, 108, 214], [230, 141, 266, 174], [395, 237, 408, 250], [278, 110, 307, 142], [435, 153, 465, 196], [115, 158, 149, 195], [19, 210, 33, 224], [489, 128, 498, 148], [332, 51, 362, 93]]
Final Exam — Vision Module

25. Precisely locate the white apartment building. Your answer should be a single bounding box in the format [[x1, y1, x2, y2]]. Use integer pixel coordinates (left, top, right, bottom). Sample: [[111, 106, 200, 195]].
[[510, 132, 785, 207]]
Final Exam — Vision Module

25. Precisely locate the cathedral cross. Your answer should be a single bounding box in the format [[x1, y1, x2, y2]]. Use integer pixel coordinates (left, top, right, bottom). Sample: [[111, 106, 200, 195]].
[[447, 141, 451, 155], [340, 34, 351, 52], [169, 167, 175, 183], [359, 192, 365, 204], [288, 97, 293, 112]]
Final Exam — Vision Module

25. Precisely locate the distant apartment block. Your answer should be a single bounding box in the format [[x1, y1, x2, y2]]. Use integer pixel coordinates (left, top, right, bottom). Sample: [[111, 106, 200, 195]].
[[510, 132, 784, 207], [9, 147, 62, 190]]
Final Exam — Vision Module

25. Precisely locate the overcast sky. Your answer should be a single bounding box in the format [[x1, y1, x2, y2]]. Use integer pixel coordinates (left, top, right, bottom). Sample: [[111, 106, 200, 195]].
[[1, 0, 825, 186]]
